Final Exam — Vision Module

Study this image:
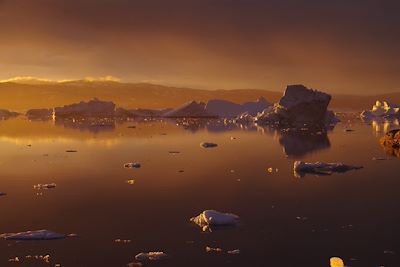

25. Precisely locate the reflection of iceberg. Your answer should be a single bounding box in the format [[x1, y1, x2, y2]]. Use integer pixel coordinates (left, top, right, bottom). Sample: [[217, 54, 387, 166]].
[[293, 161, 363, 177], [370, 118, 399, 134], [55, 118, 116, 133], [278, 130, 331, 157], [1, 230, 66, 240]]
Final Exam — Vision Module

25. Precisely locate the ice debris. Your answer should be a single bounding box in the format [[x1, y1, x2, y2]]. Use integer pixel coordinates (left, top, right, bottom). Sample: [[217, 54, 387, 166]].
[[1, 230, 66, 240], [135, 252, 168, 261], [124, 162, 141, 168], [294, 161, 363, 177], [200, 142, 218, 148], [190, 210, 239, 231], [33, 183, 56, 190]]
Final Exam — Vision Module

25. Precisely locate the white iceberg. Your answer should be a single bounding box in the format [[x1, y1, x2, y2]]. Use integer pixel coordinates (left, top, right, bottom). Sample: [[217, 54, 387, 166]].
[[135, 252, 168, 261], [294, 161, 363, 177], [1, 230, 66, 240], [190, 210, 239, 229], [361, 100, 400, 119]]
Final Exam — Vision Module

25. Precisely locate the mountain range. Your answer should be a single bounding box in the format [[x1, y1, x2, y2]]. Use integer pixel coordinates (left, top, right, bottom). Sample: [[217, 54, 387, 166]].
[[0, 79, 399, 112]]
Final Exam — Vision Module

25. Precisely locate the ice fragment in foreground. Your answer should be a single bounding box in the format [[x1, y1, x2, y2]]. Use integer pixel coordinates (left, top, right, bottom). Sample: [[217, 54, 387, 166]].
[[190, 210, 239, 231], [293, 161, 362, 177], [124, 162, 141, 168], [135, 252, 168, 261], [0, 230, 66, 240], [200, 142, 218, 148]]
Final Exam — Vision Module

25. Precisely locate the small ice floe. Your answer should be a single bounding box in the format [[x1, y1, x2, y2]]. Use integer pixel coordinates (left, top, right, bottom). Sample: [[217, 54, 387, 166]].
[[65, 150, 77, 153], [267, 167, 279, 173], [126, 179, 135, 185], [200, 142, 218, 148], [206, 246, 223, 253], [8, 257, 20, 262], [33, 183, 56, 190], [127, 262, 143, 267], [344, 129, 354, 132], [384, 250, 396, 255], [330, 257, 345, 267], [0, 192, 6, 196], [372, 157, 391, 161], [293, 161, 363, 177], [114, 238, 131, 243], [135, 252, 168, 261], [1, 230, 66, 240], [168, 151, 180, 154], [190, 210, 239, 231], [124, 163, 141, 169], [227, 249, 240, 255]]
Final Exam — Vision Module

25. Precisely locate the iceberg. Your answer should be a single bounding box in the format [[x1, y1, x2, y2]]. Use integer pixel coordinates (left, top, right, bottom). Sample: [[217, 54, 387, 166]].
[[190, 210, 239, 229], [256, 85, 338, 127], [205, 97, 270, 118], [163, 101, 214, 118], [0, 109, 19, 119], [0, 230, 66, 240], [55, 98, 116, 118], [26, 108, 53, 119], [361, 101, 400, 119], [33, 183, 56, 190], [135, 252, 168, 261], [293, 161, 363, 177]]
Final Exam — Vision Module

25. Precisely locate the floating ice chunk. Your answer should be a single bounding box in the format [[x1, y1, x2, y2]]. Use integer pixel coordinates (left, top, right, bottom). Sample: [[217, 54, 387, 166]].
[[200, 142, 218, 148], [206, 246, 223, 253], [0, 192, 6, 196], [330, 257, 345, 267], [227, 249, 240, 255], [33, 183, 56, 190], [124, 162, 141, 168], [135, 252, 168, 261], [1, 230, 66, 240], [293, 161, 363, 177], [191, 210, 239, 230]]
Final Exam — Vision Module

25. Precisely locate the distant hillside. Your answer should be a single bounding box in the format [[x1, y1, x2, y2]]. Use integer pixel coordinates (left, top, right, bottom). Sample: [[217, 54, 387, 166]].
[[0, 80, 399, 112]]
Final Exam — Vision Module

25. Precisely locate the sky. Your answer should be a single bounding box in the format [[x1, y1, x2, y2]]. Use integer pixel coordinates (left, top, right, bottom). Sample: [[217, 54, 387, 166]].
[[0, 0, 399, 94]]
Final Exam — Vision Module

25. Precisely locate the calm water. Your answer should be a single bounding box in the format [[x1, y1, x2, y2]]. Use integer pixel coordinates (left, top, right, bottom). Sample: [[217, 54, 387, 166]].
[[0, 117, 399, 267]]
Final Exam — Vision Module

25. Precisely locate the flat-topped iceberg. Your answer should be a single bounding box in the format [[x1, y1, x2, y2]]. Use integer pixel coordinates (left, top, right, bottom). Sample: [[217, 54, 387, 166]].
[[361, 101, 400, 119], [190, 210, 239, 230], [1, 230, 66, 240], [293, 161, 363, 177]]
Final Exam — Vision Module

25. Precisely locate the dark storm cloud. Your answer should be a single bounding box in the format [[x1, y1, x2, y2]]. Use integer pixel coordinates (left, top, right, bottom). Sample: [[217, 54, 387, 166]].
[[0, 0, 399, 93]]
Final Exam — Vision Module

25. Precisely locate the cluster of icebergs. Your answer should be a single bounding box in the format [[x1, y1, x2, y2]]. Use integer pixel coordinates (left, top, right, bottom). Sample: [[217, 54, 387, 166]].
[[361, 100, 400, 119]]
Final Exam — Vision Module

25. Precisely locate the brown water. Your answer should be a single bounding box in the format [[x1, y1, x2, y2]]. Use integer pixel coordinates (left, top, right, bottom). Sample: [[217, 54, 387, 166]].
[[0, 117, 399, 267]]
